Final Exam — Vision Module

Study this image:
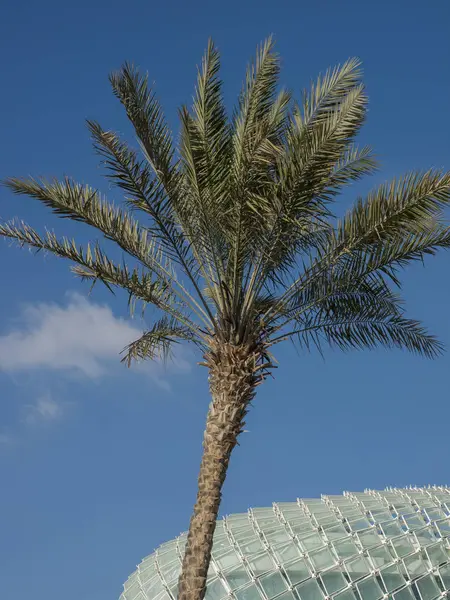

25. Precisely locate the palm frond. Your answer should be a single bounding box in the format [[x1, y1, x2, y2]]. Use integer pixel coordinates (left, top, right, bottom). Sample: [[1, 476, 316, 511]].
[[4, 175, 165, 264], [226, 37, 287, 317], [109, 65, 216, 310], [0, 219, 201, 337], [326, 145, 378, 194], [282, 58, 368, 209], [86, 121, 215, 325], [3, 175, 212, 324], [270, 279, 441, 358], [109, 63, 176, 197], [337, 170, 450, 246], [86, 121, 197, 267], [121, 315, 201, 366], [296, 314, 441, 358], [87, 121, 162, 221], [190, 39, 230, 206], [268, 170, 450, 326], [237, 61, 371, 321], [178, 105, 227, 288], [298, 57, 364, 125]]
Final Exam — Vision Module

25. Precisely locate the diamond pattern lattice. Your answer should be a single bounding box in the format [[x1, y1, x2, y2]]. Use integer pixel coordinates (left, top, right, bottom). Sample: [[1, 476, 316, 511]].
[[120, 486, 450, 600]]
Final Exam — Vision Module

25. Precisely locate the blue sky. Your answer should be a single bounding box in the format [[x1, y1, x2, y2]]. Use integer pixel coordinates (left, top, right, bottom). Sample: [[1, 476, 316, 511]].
[[1, 0, 450, 598]]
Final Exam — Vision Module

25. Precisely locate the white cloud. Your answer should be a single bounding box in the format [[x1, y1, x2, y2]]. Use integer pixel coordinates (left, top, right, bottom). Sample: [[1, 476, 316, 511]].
[[22, 393, 64, 425], [0, 293, 190, 381]]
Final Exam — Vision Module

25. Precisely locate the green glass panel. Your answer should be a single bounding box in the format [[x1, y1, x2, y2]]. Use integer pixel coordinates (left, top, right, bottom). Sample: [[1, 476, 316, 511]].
[[274, 591, 297, 600], [345, 555, 371, 582], [287, 517, 311, 527], [370, 510, 393, 523], [124, 581, 141, 598], [425, 508, 446, 521], [247, 552, 276, 576], [207, 564, 217, 582], [357, 530, 383, 549], [438, 563, 450, 589], [390, 535, 415, 558], [225, 567, 251, 590], [142, 576, 163, 597], [347, 518, 372, 532], [323, 524, 349, 541], [392, 504, 413, 516], [403, 552, 428, 579], [403, 515, 426, 530], [281, 512, 304, 523], [339, 508, 363, 520], [273, 542, 302, 563], [283, 558, 311, 586], [258, 571, 288, 598], [309, 547, 337, 571], [426, 542, 448, 567], [295, 578, 325, 600], [212, 537, 233, 556], [414, 527, 437, 547], [379, 563, 406, 592], [275, 502, 299, 511], [320, 568, 348, 594], [139, 567, 157, 585], [314, 514, 339, 527], [238, 537, 265, 555], [235, 584, 264, 600], [260, 526, 283, 538], [392, 586, 417, 600], [215, 549, 242, 570], [289, 521, 315, 536], [139, 557, 155, 571], [234, 529, 258, 543], [123, 576, 136, 591], [367, 545, 394, 569], [265, 529, 292, 545], [332, 588, 358, 600], [332, 539, 359, 560], [157, 551, 179, 568], [299, 533, 325, 552], [379, 521, 404, 538], [160, 561, 180, 584], [435, 518, 450, 537], [252, 508, 276, 519], [415, 575, 441, 600], [158, 540, 178, 554], [228, 514, 252, 526], [356, 576, 384, 600]]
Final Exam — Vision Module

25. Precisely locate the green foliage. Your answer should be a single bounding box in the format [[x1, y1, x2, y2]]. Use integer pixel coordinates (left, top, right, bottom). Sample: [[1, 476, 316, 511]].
[[2, 39, 450, 362]]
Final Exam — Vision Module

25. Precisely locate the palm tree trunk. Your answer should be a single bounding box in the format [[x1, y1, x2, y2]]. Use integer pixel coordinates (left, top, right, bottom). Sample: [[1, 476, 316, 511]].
[[177, 341, 265, 600]]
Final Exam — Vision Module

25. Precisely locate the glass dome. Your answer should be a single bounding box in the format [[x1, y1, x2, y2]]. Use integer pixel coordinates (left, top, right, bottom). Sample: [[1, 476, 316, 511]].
[[120, 486, 450, 600]]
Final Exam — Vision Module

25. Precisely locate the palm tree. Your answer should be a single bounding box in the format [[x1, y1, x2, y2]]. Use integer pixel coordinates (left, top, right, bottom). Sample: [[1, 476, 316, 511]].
[[2, 37, 450, 600]]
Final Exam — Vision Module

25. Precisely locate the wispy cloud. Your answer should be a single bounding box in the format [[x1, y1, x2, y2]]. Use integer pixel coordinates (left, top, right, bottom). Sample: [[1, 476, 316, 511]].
[[22, 393, 64, 425], [0, 293, 190, 381], [0, 433, 14, 445], [0, 294, 192, 447]]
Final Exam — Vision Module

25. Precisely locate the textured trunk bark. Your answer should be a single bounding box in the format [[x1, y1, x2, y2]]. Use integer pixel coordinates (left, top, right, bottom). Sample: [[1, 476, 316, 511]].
[[177, 341, 265, 600]]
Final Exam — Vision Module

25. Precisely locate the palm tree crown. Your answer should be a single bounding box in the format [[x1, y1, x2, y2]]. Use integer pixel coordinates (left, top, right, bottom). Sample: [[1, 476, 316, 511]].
[[2, 38, 450, 600]]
